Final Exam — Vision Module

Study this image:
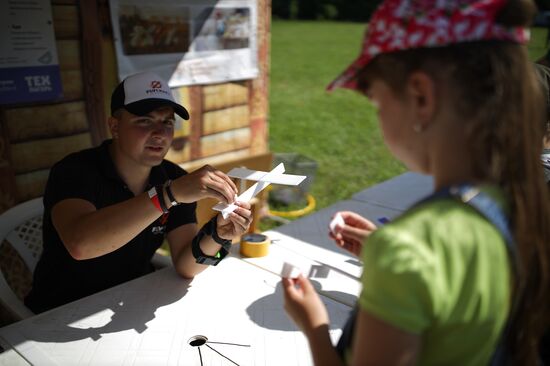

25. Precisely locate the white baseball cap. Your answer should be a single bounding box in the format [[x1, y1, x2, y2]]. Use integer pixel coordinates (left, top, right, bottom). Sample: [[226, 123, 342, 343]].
[[110, 71, 189, 120]]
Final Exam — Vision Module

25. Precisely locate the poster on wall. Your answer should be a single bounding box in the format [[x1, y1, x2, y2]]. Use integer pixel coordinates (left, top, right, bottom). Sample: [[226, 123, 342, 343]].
[[110, 0, 258, 87], [0, 0, 63, 105]]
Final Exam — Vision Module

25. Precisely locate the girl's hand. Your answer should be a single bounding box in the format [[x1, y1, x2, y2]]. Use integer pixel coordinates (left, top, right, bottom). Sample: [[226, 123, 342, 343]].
[[215, 201, 252, 240], [329, 211, 377, 256], [282, 274, 329, 336]]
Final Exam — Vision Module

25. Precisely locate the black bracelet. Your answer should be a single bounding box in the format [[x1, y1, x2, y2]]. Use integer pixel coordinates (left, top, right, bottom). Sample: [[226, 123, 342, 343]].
[[165, 180, 179, 207], [155, 185, 169, 214], [191, 221, 229, 266], [206, 216, 232, 250]]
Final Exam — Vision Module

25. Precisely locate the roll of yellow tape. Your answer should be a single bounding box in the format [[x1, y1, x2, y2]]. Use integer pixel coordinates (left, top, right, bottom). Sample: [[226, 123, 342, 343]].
[[240, 233, 270, 258]]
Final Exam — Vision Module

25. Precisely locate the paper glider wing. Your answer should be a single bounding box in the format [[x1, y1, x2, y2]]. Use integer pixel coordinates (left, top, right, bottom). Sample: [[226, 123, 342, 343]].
[[212, 163, 306, 218]]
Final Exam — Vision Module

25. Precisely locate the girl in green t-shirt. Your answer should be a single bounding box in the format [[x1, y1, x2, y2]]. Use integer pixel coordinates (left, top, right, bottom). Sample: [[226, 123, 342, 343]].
[[282, 0, 550, 365]]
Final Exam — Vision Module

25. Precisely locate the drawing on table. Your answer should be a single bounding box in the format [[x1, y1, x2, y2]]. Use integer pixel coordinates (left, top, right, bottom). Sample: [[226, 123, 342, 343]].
[[188, 335, 251, 366]]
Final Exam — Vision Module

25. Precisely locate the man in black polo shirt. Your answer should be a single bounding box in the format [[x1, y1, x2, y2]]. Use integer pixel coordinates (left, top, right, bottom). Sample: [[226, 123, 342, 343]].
[[25, 71, 252, 313]]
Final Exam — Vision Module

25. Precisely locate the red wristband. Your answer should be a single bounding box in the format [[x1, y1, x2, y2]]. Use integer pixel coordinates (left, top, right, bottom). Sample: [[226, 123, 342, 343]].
[[147, 187, 163, 214]]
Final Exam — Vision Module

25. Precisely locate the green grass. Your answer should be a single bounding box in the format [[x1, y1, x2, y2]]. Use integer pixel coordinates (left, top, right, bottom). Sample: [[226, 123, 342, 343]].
[[528, 27, 549, 60], [269, 21, 405, 212], [267, 21, 549, 221]]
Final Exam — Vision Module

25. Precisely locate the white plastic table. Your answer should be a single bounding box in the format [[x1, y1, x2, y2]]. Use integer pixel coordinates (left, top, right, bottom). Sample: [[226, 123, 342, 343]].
[[234, 234, 361, 307], [0, 257, 351, 366], [352, 172, 434, 211], [270, 199, 403, 262], [0, 171, 432, 365]]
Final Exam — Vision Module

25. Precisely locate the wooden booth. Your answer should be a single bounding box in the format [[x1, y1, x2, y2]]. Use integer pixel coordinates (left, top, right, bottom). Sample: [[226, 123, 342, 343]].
[[0, 0, 272, 214], [0, 0, 272, 324]]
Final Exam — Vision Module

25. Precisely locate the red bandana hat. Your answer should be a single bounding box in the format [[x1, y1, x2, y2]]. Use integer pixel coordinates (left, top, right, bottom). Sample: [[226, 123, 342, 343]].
[[327, 0, 530, 91]]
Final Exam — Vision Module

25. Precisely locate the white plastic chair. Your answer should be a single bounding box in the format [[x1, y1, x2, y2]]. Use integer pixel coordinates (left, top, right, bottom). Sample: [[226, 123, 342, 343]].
[[0, 197, 172, 320], [0, 197, 177, 319], [0, 197, 43, 319]]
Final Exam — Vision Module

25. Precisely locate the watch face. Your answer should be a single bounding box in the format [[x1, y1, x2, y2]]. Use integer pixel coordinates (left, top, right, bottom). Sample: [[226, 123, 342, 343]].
[[196, 256, 221, 266]]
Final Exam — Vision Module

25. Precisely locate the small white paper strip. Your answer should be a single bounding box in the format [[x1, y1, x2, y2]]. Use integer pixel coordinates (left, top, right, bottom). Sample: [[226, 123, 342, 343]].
[[329, 213, 345, 234], [213, 163, 287, 219], [281, 262, 302, 278]]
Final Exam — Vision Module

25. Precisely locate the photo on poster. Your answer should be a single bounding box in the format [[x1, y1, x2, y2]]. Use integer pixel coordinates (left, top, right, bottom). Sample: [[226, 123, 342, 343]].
[[118, 4, 191, 55], [109, 0, 258, 86], [194, 7, 250, 52]]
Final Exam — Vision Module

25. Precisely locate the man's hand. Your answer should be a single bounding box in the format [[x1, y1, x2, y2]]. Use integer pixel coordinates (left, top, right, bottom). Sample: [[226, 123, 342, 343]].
[[215, 201, 252, 241], [329, 211, 377, 256], [170, 165, 238, 204]]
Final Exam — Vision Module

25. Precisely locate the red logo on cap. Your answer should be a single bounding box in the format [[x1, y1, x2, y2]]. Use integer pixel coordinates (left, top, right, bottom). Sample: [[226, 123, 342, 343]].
[[151, 81, 162, 89]]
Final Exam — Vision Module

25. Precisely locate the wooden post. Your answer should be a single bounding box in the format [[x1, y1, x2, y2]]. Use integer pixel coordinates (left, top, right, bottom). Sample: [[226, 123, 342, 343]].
[[189, 86, 203, 160], [79, 0, 108, 145], [249, 0, 270, 155]]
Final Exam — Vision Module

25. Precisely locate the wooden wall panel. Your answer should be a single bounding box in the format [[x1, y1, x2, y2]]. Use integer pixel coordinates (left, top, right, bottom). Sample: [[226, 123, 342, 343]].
[[57, 40, 83, 100], [200, 128, 251, 157], [188, 86, 203, 160], [202, 105, 250, 135], [10, 133, 92, 174], [250, 116, 268, 155], [181, 148, 252, 172], [60, 69, 84, 100], [4, 101, 88, 142], [202, 83, 248, 111], [164, 143, 191, 165], [57, 40, 81, 70], [52, 4, 80, 39], [173, 87, 192, 117], [15, 170, 50, 202], [101, 36, 118, 123]]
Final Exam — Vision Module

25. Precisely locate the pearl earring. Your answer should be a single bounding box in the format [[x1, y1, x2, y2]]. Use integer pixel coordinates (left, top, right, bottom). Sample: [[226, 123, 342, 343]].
[[413, 124, 424, 133]]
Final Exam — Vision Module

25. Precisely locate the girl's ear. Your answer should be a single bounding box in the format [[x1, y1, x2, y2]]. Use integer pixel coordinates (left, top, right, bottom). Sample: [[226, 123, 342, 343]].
[[406, 71, 436, 129], [108, 116, 120, 139]]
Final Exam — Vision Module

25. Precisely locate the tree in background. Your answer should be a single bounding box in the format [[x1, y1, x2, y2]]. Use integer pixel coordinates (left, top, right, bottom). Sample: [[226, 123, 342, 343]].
[[536, 0, 550, 11], [330, 0, 381, 22], [273, 1, 549, 21], [271, 0, 382, 22], [272, 0, 292, 19], [297, 0, 321, 20]]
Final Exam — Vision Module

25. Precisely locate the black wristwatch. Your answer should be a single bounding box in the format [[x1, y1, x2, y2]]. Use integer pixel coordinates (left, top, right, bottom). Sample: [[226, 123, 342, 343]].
[[207, 217, 232, 251], [191, 217, 231, 265]]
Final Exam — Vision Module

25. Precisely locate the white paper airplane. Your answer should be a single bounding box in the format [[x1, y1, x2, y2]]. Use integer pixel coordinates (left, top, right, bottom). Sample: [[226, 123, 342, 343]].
[[212, 163, 307, 219]]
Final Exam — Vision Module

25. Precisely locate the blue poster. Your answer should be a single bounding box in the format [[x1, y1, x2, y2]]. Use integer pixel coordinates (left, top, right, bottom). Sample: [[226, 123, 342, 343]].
[[0, 65, 62, 104], [0, 0, 63, 105]]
